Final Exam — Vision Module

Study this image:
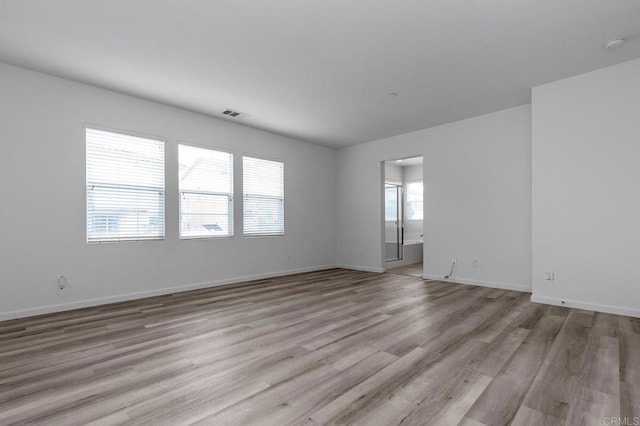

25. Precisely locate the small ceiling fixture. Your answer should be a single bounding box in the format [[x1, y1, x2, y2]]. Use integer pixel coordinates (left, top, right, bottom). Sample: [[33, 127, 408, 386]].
[[388, 92, 398, 98], [222, 108, 248, 118], [604, 37, 625, 50]]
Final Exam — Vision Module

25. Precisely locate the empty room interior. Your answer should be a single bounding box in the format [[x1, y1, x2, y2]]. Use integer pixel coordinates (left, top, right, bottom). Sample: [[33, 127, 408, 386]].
[[1, 1, 640, 425]]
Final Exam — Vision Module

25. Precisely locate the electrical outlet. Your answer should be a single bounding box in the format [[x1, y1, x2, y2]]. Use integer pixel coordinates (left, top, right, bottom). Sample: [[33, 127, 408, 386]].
[[544, 271, 554, 281], [56, 275, 71, 295], [472, 259, 478, 268]]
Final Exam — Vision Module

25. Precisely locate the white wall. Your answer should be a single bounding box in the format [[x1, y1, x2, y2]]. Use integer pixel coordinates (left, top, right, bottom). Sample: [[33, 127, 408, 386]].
[[532, 58, 640, 317], [0, 63, 337, 320], [9, 56, 638, 321], [337, 105, 532, 291], [384, 163, 403, 183], [403, 164, 423, 182]]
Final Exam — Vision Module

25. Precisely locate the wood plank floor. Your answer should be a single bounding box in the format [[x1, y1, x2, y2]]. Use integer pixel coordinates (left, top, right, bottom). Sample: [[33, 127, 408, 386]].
[[0, 269, 638, 425], [387, 263, 424, 278]]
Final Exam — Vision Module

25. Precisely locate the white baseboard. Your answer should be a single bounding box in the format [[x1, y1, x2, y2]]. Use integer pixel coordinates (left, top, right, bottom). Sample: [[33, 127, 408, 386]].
[[336, 264, 386, 274], [0, 264, 336, 322], [530, 295, 640, 318], [421, 274, 532, 293]]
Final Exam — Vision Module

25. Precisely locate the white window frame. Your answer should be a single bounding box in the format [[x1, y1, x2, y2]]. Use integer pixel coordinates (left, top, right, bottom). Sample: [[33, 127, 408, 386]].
[[406, 180, 424, 221], [85, 125, 166, 243], [242, 154, 285, 237], [178, 143, 234, 239]]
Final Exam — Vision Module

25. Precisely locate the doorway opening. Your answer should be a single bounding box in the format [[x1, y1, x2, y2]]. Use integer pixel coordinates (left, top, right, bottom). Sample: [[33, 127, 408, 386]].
[[382, 156, 424, 273]]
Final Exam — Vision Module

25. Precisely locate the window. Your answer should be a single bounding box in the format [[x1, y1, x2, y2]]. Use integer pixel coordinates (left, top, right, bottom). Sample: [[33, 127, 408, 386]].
[[385, 184, 399, 221], [243, 156, 284, 235], [179, 144, 233, 238], [406, 181, 423, 220], [86, 128, 165, 242]]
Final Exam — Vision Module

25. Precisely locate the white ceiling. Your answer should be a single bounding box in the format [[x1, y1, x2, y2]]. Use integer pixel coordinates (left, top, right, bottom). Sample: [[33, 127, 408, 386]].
[[1, 1, 639, 148]]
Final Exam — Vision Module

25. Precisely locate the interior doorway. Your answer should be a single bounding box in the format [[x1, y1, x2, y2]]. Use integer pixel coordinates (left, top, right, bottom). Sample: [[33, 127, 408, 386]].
[[382, 156, 424, 270]]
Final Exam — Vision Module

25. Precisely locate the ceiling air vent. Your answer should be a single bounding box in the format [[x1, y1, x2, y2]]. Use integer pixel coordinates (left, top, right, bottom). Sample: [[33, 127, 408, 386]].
[[222, 108, 248, 118]]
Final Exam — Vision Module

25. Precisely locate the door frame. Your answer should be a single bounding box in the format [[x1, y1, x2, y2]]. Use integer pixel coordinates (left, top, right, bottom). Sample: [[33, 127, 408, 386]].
[[380, 156, 422, 271]]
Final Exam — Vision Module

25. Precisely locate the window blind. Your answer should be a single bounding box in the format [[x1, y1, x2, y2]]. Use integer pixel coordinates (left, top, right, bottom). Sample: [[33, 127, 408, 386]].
[[243, 156, 284, 235], [86, 128, 165, 242], [179, 144, 233, 238]]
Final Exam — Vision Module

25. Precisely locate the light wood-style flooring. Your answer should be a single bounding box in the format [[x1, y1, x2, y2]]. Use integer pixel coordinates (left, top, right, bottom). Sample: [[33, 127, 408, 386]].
[[0, 269, 638, 425], [387, 263, 424, 278]]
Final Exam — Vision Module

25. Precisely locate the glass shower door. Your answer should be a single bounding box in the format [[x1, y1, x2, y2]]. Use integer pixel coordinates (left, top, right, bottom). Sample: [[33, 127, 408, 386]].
[[385, 183, 403, 262]]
